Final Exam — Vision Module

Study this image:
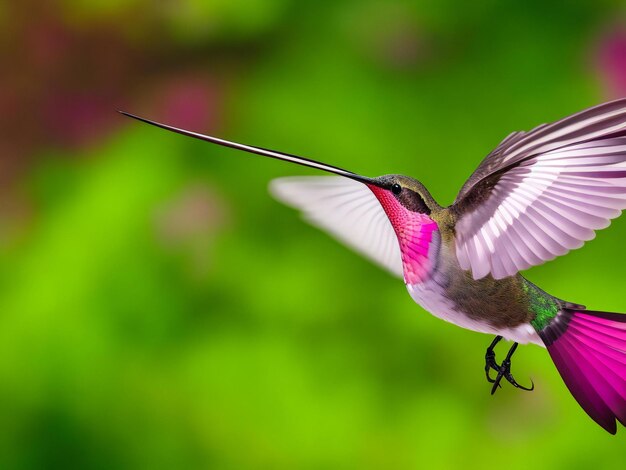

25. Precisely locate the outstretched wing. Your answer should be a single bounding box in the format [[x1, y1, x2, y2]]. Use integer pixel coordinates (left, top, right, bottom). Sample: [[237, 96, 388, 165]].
[[270, 176, 403, 277], [453, 99, 626, 280]]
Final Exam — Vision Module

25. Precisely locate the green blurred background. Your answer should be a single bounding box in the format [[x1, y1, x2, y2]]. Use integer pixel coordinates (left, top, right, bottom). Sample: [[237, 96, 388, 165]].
[[2, 1, 626, 468]]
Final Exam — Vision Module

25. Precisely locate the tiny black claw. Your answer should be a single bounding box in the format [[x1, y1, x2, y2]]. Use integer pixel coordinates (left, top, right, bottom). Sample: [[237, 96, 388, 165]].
[[490, 378, 501, 395], [484, 339, 534, 394], [507, 375, 534, 391]]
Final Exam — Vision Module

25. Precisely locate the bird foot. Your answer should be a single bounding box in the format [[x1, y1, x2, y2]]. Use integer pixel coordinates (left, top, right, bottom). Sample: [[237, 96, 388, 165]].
[[484, 336, 534, 394]]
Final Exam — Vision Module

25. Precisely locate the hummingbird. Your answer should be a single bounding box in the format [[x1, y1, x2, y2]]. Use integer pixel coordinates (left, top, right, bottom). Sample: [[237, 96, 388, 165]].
[[120, 98, 626, 434]]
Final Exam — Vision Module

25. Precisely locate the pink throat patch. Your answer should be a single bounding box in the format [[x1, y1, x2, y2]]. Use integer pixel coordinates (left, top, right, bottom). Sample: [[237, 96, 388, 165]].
[[368, 186, 438, 284]]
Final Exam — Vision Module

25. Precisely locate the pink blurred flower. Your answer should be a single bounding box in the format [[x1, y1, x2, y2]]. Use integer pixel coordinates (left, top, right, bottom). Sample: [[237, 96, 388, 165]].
[[595, 25, 626, 99]]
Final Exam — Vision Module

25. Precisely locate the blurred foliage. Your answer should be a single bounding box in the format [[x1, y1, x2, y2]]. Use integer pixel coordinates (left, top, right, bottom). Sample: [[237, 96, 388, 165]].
[[2, 0, 626, 469]]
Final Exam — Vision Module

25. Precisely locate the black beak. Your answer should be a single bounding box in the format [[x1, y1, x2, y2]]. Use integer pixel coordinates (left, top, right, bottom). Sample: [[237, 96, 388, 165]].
[[118, 111, 382, 187]]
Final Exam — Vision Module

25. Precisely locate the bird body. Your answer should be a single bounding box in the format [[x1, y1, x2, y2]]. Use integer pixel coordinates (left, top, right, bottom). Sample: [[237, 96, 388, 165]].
[[404, 239, 544, 346], [122, 98, 626, 434]]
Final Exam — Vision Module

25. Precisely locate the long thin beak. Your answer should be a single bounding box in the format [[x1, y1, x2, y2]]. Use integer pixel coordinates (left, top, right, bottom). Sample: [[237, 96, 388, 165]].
[[118, 111, 379, 186]]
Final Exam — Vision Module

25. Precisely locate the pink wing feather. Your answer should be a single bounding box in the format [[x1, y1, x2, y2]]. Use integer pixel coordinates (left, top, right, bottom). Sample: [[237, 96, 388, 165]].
[[454, 99, 626, 280]]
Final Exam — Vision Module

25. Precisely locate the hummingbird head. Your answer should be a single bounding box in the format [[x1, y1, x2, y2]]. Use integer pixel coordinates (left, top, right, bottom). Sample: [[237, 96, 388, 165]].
[[368, 174, 440, 216]]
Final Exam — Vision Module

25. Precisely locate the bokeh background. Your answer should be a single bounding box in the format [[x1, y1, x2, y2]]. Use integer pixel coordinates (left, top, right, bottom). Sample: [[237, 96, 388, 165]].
[[2, 1, 626, 468]]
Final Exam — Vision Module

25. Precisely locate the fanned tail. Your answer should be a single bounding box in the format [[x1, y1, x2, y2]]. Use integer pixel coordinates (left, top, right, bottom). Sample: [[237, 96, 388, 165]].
[[539, 309, 626, 434]]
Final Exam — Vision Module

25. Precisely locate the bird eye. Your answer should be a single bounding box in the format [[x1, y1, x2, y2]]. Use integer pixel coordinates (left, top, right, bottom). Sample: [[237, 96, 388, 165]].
[[391, 183, 402, 195]]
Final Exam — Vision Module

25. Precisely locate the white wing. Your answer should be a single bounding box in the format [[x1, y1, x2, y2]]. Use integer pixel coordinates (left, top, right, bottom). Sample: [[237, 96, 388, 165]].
[[270, 176, 403, 277], [455, 138, 626, 279]]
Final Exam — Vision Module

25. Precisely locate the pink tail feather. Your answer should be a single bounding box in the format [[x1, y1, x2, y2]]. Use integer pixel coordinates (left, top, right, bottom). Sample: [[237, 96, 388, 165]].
[[539, 309, 626, 434]]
